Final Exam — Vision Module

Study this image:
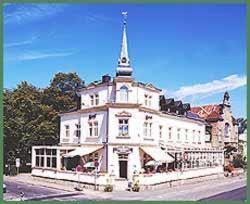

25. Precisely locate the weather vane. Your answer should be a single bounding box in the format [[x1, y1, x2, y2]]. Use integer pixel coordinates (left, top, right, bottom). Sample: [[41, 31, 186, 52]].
[[122, 11, 128, 25]]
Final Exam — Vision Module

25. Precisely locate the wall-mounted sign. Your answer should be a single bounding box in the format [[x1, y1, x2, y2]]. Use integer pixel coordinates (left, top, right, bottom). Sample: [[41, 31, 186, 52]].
[[113, 146, 132, 154]]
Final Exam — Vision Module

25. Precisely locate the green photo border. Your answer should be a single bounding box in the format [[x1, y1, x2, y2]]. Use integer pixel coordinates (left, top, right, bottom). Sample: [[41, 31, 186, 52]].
[[0, 0, 248, 203]]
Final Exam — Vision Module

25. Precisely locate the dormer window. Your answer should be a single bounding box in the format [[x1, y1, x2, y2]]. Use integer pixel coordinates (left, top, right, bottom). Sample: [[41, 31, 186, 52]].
[[120, 85, 128, 102]]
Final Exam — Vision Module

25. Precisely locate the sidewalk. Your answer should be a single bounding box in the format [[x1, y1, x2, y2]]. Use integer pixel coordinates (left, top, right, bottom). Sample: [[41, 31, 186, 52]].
[[4, 172, 247, 200]]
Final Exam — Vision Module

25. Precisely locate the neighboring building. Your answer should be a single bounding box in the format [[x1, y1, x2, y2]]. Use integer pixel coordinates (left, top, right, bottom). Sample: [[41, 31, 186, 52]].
[[190, 92, 239, 149], [237, 118, 247, 160], [32, 13, 224, 188]]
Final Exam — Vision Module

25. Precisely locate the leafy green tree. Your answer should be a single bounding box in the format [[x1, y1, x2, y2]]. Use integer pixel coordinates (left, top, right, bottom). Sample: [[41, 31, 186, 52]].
[[3, 72, 85, 172]]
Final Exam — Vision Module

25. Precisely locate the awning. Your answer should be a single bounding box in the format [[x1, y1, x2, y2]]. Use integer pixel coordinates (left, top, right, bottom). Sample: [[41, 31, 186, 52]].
[[63, 145, 103, 158], [145, 160, 162, 166], [140, 146, 175, 163], [84, 161, 95, 168]]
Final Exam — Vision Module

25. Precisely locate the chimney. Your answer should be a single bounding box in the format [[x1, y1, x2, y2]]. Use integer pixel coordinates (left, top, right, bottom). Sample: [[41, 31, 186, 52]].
[[102, 75, 111, 83]]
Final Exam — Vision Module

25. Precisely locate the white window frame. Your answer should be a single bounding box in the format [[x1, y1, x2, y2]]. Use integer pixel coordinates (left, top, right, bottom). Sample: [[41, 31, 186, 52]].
[[120, 86, 129, 102], [90, 94, 99, 106], [89, 121, 98, 137], [65, 125, 70, 137], [118, 118, 129, 136], [75, 123, 81, 138], [143, 121, 152, 137], [159, 125, 163, 139], [168, 127, 172, 140], [185, 129, 188, 141], [177, 128, 181, 141], [192, 130, 196, 142]]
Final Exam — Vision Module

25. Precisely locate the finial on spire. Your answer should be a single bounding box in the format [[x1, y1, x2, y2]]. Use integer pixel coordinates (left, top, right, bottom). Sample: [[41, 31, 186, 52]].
[[116, 11, 133, 77], [122, 11, 128, 25]]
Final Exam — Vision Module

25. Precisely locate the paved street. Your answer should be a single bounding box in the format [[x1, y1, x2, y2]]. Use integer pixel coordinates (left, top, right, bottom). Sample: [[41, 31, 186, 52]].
[[3, 180, 85, 201], [4, 174, 246, 201], [201, 186, 246, 201]]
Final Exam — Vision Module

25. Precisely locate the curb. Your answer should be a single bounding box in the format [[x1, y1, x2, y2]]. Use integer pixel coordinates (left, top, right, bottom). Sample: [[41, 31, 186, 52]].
[[27, 192, 82, 201]]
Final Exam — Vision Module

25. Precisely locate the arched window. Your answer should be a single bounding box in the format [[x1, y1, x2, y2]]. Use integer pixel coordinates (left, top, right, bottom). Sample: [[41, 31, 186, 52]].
[[224, 123, 230, 137], [120, 85, 128, 102]]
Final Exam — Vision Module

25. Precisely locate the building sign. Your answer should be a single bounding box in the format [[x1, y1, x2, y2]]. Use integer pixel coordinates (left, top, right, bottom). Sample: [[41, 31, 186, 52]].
[[113, 146, 132, 154]]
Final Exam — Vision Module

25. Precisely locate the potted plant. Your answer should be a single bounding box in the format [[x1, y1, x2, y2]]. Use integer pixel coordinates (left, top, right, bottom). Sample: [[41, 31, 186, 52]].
[[104, 175, 113, 192], [132, 180, 140, 192]]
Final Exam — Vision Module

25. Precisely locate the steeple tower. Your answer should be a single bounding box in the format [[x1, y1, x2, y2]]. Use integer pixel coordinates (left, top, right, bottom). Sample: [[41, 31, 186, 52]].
[[116, 11, 133, 77]]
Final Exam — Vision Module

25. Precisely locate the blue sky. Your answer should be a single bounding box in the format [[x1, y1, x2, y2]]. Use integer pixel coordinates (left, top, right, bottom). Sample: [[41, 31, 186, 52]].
[[4, 3, 246, 118]]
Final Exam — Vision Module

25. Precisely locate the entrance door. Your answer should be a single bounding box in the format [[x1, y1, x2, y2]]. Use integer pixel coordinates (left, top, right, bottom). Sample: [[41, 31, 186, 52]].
[[119, 161, 127, 179]]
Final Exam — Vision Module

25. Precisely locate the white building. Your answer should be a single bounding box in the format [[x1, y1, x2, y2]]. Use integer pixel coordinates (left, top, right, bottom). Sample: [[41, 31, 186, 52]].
[[32, 13, 224, 188]]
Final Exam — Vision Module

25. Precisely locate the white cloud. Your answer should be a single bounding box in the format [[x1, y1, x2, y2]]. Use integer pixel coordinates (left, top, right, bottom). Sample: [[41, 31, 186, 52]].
[[167, 74, 246, 100], [5, 36, 39, 48], [8, 51, 75, 61], [5, 39, 33, 48], [4, 4, 65, 24]]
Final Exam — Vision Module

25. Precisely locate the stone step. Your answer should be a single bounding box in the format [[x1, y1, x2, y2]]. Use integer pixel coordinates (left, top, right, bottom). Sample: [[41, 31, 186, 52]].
[[113, 179, 129, 191]]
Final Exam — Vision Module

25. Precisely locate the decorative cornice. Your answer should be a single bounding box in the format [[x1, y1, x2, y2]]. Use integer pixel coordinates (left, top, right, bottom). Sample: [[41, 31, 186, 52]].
[[114, 77, 134, 83], [115, 111, 132, 117]]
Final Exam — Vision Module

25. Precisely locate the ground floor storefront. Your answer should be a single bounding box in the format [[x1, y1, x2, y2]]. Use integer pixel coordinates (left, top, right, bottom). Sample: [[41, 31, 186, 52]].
[[31, 144, 224, 188]]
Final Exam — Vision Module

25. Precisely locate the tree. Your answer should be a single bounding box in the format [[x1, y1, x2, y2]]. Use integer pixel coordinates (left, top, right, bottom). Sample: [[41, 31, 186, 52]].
[[3, 72, 85, 172], [41, 72, 85, 143]]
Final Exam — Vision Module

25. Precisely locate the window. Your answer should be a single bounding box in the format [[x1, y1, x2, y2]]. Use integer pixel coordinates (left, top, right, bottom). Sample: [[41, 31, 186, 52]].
[[120, 86, 128, 102], [35, 149, 45, 167], [90, 95, 94, 106], [144, 94, 148, 106], [95, 94, 99, 105], [65, 125, 70, 137], [46, 149, 57, 168], [185, 129, 188, 141], [144, 94, 152, 107], [177, 128, 181, 140], [224, 123, 230, 137], [89, 121, 98, 137], [143, 122, 148, 137], [149, 123, 152, 136], [143, 122, 152, 137], [218, 128, 222, 142], [90, 94, 99, 106], [198, 131, 201, 143], [119, 119, 129, 136], [159, 126, 163, 139], [168, 127, 172, 140], [75, 123, 81, 138], [148, 96, 152, 107], [192, 130, 195, 142]]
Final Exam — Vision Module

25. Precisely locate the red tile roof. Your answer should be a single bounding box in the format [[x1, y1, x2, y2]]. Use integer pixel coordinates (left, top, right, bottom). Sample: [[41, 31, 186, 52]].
[[190, 104, 223, 120]]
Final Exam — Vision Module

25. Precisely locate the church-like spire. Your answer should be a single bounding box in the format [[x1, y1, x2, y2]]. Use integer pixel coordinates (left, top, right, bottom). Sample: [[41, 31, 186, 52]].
[[116, 11, 133, 77]]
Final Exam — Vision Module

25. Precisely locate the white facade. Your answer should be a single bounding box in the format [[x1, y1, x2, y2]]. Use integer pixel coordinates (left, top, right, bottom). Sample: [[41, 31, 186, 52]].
[[31, 12, 224, 186]]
